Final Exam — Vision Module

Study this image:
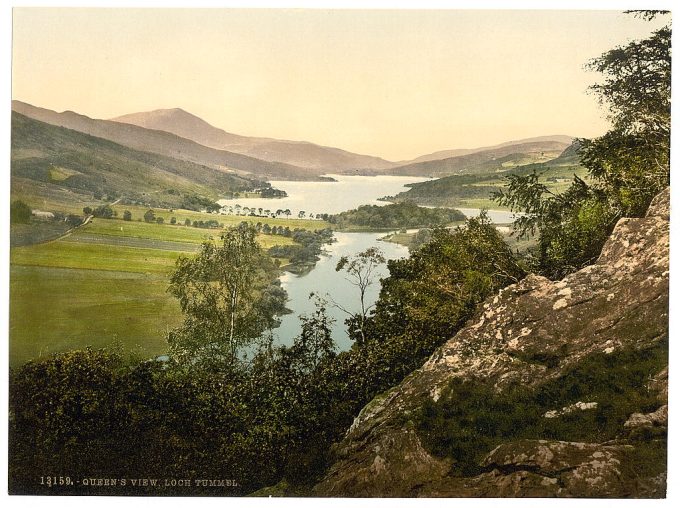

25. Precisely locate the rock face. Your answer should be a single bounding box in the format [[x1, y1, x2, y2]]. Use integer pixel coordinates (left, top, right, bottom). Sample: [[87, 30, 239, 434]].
[[314, 188, 669, 498]]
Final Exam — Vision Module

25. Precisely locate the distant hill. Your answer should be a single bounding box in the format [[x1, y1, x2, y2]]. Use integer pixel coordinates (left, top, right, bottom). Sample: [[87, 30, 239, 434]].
[[12, 101, 321, 181], [11, 112, 262, 209], [387, 143, 586, 208], [111, 107, 396, 172], [400, 135, 574, 165], [547, 139, 582, 166], [387, 140, 572, 178]]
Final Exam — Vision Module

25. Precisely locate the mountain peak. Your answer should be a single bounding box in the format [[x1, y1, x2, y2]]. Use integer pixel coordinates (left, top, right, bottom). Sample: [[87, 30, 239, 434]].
[[109, 107, 396, 171], [112, 107, 204, 124]]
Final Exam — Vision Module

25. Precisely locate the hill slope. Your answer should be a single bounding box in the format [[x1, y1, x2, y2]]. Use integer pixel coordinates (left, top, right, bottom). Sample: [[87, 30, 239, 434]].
[[12, 101, 319, 181], [314, 188, 669, 498], [111, 107, 396, 172], [401, 135, 574, 165], [387, 140, 572, 178], [11, 112, 262, 208], [388, 143, 586, 208]]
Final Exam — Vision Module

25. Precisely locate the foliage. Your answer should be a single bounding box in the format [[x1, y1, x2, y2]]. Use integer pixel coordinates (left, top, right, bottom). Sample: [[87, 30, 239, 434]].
[[579, 22, 670, 216], [494, 173, 618, 278], [368, 213, 525, 346], [268, 228, 334, 266], [92, 204, 114, 218], [143, 209, 156, 223], [257, 186, 288, 198], [181, 194, 221, 213], [494, 15, 670, 278], [123, 210, 132, 221], [166, 222, 283, 368], [409, 228, 433, 251], [329, 201, 465, 230], [416, 338, 667, 476], [10, 200, 32, 224], [9, 303, 337, 494]]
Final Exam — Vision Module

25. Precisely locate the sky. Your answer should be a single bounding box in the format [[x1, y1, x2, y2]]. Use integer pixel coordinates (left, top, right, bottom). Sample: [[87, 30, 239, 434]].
[[10, 7, 670, 161]]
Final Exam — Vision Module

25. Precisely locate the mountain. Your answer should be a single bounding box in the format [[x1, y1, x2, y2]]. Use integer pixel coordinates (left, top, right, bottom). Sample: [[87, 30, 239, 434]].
[[11, 112, 261, 209], [401, 135, 574, 165], [11, 101, 320, 181], [111, 108, 396, 172], [314, 188, 669, 497], [388, 139, 573, 178]]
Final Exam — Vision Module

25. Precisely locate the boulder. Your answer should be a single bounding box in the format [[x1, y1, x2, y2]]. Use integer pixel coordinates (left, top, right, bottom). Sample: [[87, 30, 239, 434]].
[[314, 188, 669, 498]]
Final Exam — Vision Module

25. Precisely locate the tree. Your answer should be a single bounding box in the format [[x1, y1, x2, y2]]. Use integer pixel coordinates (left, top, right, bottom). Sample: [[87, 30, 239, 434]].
[[82, 206, 93, 215], [123, 210, 132, 221], [494, 173, 617, 278], [10, 200, 32, 224], [333, 247, 386, 345], [92, 204, 114, 219], [143, 209, 156, 223], [579, 16, 670, 216], [494, 13, 670, 278], [170, 216, 177, 225], [167, 223, 277, 367], [156, 217, 165, 225], [370, 214, 525, 347]]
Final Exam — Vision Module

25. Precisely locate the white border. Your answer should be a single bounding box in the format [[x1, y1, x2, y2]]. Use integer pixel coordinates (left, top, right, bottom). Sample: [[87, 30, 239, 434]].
[[1, 2, 676, 508]]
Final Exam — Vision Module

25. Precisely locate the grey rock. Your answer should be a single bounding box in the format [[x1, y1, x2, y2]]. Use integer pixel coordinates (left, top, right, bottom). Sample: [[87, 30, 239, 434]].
[[314, 188, 669, 498]]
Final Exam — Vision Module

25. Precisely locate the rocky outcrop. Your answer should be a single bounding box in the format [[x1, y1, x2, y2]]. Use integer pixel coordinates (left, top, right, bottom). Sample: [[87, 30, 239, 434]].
[[314, 188, 669, 498]]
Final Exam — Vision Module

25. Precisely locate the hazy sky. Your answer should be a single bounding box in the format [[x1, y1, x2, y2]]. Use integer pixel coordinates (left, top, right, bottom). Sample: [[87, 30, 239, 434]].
[[11, 8, 668, 161]]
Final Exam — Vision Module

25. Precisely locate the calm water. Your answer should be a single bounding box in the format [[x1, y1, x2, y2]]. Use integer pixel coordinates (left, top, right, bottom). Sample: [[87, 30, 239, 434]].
[[274, 232, 408, 351], [226, 174, 517, 352], [218, 174, 432, 216]]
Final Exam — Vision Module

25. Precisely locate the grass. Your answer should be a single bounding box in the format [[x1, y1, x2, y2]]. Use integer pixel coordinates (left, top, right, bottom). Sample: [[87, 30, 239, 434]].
[[380, 231, 414, 248], [9, 265, 181, 367], [11, 240, 188, 274], [48, 166, 81, 182], [416, 338, 668, 476], [79, 218, 224, 244], [9, 216, 301, 367], [10, 221, 73, 247], [12, 177, 101, 215]]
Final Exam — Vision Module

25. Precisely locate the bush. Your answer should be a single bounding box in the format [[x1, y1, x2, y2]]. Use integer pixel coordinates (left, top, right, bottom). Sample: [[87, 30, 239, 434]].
[[10, 200, 32, 224], [92, 204, 114, 219]]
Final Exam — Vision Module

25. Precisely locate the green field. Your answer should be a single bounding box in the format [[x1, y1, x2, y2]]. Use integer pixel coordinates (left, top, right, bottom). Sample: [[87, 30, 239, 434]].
[[10, 266, 182, 367], [9, 216, 301, 367]]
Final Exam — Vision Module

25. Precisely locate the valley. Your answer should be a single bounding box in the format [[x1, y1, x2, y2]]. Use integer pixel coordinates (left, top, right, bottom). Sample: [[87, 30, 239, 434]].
[[9, 100, 580, 368]]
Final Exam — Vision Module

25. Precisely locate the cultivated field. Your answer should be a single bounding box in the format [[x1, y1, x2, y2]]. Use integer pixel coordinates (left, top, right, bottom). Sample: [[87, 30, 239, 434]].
[[9, 211, 317, 367]]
